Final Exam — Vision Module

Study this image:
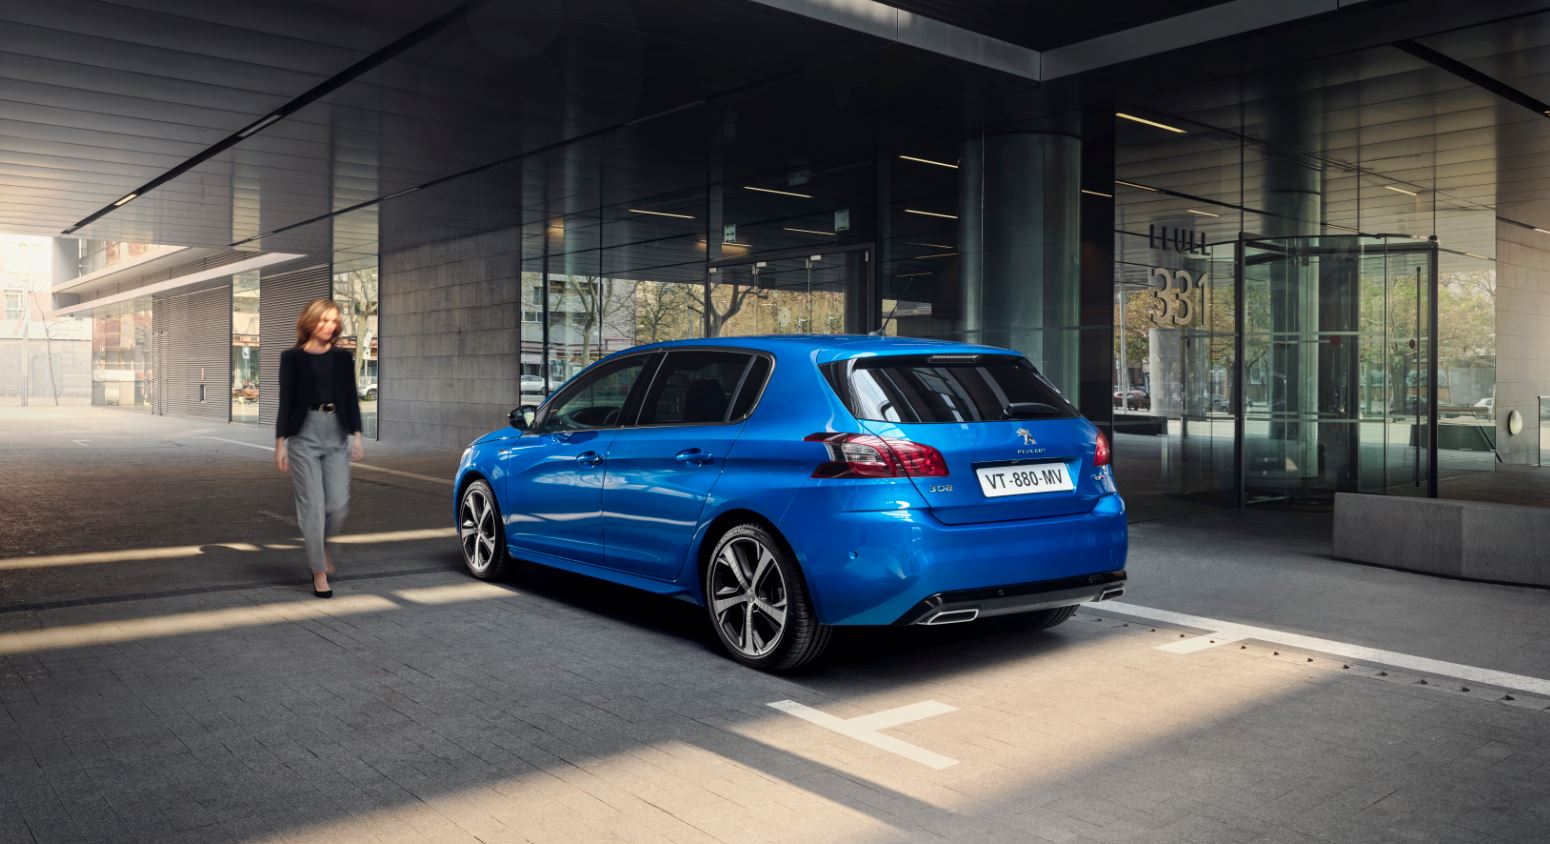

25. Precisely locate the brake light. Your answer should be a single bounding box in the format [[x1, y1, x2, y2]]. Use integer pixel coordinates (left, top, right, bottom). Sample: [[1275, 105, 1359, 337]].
[[1095, 429, 1111, 467], [805, 433, 949, 478]]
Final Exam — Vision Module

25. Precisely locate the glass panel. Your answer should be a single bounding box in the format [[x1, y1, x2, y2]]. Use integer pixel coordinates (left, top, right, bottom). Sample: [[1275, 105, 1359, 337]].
[[91, 298, 153, 410], [1112, 234, 1237, 515], [708, 251, 862, 337], [1242, 235, 1435, 504], [333, 208, 379, 439], [230, 271, 260, 423]]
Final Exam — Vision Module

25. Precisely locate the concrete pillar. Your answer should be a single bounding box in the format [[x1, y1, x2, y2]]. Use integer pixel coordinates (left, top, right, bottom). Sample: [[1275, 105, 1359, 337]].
[[959, 133, 1081, 396]]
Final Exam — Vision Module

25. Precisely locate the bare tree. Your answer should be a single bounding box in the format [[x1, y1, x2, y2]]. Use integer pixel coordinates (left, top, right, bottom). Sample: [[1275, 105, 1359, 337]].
[[336, 267, 378, 384], [25, 291, 62, 405], [689, 281, 757, 336]]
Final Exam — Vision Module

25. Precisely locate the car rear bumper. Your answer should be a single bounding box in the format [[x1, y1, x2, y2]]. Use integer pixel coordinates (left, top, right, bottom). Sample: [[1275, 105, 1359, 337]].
[[778, 489, 1128, 626], [896, 570, 1126, 625]]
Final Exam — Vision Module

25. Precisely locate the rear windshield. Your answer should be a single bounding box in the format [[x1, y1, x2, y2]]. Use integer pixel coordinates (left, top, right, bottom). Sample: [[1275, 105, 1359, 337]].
[[827, 355, 1077, 424]]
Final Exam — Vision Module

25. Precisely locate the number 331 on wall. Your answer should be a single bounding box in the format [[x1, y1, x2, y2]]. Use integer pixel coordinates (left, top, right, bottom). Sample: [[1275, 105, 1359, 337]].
[[1149, 267, 1203, 326]]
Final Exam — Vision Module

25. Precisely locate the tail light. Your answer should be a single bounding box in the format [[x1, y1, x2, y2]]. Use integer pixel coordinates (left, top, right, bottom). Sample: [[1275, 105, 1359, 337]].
[[1095, 429, 1111, 467], [805, 433, 949, 478]]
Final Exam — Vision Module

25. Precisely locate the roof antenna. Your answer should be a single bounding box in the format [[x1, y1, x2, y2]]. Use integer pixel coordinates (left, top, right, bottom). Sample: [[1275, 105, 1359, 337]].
[[869, 300, 901, 336]]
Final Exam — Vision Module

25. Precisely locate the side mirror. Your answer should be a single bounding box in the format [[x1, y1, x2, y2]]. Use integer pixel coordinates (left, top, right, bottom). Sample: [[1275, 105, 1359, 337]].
[[508, 404, 538, 431]]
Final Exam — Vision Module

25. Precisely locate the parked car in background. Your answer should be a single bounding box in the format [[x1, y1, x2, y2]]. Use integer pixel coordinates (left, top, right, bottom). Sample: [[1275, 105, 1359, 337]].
[[454, 336, 1127, 671], [358, 382, 378, 402], [519, 374, 546, 394], [1113, 388, 1150, 410]]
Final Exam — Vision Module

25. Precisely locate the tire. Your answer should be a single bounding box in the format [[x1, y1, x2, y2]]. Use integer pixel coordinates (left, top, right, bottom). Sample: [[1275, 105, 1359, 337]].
[[704, 523, 830, 671], [458, 479, 513, 580], [990, 604, 1078, 632]]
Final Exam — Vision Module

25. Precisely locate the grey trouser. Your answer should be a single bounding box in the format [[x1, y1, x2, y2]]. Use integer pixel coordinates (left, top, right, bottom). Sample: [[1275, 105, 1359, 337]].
[[288, 410, 350, 573]]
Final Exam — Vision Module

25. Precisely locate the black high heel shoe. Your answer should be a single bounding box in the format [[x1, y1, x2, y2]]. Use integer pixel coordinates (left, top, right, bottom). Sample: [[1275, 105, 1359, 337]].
[[313, 587, 333, 599]]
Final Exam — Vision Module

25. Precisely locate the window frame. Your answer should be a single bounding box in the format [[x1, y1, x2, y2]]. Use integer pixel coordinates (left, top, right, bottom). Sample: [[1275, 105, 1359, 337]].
[[2, 290, 24, 321], [624, 346, 777, 429], [531, 351, 661, 435]]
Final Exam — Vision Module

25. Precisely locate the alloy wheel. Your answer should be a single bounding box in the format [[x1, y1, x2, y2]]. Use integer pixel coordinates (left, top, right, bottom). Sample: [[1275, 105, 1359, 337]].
[[709, 536, 789, 658], [460, 486, 498, 574]]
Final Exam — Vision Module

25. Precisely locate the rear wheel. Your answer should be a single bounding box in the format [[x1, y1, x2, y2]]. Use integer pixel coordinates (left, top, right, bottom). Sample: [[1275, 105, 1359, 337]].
[[459, 479, 513, 580], [705, 524, 830, 671]]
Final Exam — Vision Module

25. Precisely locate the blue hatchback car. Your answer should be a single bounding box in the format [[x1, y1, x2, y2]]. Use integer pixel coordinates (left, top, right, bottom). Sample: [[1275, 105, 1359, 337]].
[[454, 336, 1127, 670]]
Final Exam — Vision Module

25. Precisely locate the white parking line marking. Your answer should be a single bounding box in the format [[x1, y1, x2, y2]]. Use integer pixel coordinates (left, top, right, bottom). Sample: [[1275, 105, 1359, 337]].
[[1158, 633, 1246, 654], [202, 437, 452, 485], [1097, 600, 1550, 697], [768, 699, 959, 770]]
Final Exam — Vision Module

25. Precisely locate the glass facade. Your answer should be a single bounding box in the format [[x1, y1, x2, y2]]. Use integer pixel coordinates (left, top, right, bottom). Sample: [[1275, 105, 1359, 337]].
[[230, 271, 259, 423], [90, 298, 152, 409]]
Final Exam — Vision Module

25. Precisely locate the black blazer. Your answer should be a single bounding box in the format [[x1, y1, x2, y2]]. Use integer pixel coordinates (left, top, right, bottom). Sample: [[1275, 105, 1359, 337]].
[[275, 347, 363, 438]]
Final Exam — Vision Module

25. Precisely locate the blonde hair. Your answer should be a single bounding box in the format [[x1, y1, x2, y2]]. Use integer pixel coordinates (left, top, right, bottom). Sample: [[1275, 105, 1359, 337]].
[[295, 298, 343, 347]]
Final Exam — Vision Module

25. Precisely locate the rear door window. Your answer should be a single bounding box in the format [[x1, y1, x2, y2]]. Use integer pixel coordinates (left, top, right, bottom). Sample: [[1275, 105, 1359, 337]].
[[637, 350, 757, 425], [830, 355, 1076, 423]]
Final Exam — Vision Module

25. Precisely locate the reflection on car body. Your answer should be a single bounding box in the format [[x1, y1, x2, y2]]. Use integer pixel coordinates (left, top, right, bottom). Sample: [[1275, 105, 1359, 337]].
[[453, 336, 1127, 671]]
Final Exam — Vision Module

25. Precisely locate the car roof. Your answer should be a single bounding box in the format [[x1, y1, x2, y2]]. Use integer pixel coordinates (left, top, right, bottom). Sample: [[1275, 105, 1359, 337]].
[[620, 334, 1020, 365]]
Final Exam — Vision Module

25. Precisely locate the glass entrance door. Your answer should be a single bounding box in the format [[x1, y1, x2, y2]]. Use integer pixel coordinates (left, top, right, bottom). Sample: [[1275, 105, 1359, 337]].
[[707, 247, 869, 336], [1239, 235, 1437, 505]]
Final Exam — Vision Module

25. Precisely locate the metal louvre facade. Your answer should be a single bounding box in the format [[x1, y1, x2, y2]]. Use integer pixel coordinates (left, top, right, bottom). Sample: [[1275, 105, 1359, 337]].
[[258, 261, 332, 428], [151, 284, 231, 422]]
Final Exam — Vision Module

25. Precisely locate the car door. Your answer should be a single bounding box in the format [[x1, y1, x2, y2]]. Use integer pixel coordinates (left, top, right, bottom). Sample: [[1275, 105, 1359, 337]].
[[500, 353, 657, 566], [599, 350, 770, 580]]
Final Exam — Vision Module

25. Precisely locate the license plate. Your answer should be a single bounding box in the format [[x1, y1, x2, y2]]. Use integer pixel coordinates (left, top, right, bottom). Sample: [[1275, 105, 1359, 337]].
[[975, 462, 1074, 497]]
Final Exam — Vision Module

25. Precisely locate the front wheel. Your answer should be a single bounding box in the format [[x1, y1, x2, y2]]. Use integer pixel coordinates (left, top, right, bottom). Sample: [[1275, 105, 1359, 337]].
[[458, 479, 513, 580], [705, 524, 830, 671]]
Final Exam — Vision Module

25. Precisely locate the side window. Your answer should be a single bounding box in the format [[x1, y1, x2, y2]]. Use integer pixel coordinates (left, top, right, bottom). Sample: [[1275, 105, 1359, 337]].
[[728, 356, 771, 420], [538, 356, 649, 432], [638, 351, 752, 426]]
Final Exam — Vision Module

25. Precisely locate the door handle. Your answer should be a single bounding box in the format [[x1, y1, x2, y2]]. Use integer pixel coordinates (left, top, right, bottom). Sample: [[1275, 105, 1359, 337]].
[[576, 450, 603, 467], [675, 448, 714, 466]]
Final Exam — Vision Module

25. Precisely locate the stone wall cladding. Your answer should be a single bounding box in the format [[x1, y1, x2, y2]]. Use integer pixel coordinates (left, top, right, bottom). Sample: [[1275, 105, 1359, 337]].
[[379, 228, 520, 450]]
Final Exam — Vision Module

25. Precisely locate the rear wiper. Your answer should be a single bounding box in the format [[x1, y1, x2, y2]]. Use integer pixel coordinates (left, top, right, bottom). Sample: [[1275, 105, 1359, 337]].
[[1003, 402, 1056, 419]]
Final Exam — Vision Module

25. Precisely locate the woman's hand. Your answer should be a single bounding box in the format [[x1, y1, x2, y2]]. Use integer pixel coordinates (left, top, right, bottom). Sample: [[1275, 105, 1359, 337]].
[[349, 432, 364, 462], [275, 438, 289, 473]]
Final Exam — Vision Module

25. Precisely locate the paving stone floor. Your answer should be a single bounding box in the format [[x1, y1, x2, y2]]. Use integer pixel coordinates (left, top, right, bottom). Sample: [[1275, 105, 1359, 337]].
[[1, 407, 1548, 843]]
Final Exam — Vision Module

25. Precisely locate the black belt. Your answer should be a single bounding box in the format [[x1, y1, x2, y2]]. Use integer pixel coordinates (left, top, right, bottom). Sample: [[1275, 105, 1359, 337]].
[[309, 403, 337, 413]]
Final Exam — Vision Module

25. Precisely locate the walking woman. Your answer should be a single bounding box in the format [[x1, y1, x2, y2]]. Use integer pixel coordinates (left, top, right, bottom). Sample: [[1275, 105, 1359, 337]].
[[274, 298, 364, 597]]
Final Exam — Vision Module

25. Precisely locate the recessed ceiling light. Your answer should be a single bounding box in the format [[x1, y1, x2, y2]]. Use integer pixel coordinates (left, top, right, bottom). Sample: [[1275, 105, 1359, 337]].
[[1114, 180, 1160, 193], [1464, 252, 1492, 260], [899, 154, 958, 169], [1116, 112, 1186, 134], [783, 227, 835, 236], [913, 251, 958, 260], [1383, 185, 1419, 196], [896, 271, 932, 278], [1081, 189, 1113, 198], [1533, 227, 1550, 235], [112, 193, 138, 207], [743, 185, 812, 199], [1186, 208, 1220, 218], [237, 113, 283, 138], [904, 209, 958, 220], [907, 242, 955, 250], [628, 208, 695, 219]]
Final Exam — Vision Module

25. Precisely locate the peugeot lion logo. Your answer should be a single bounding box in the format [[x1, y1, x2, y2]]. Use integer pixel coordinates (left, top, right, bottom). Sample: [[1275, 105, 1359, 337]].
[[1016, 427, 1036, 446]]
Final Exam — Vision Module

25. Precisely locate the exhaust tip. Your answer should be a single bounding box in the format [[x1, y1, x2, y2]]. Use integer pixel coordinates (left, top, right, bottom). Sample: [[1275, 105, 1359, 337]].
[[922, 608, 980, 625], [1098, 586, 1125, 601]]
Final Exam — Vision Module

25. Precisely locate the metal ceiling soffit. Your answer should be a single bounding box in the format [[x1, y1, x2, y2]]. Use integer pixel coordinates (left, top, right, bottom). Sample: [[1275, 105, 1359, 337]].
[[62, 0, 504, 237]]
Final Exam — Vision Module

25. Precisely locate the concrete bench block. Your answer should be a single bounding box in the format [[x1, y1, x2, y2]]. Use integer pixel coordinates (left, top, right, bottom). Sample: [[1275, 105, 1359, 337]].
[[1334, 493, 1550, 587]]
